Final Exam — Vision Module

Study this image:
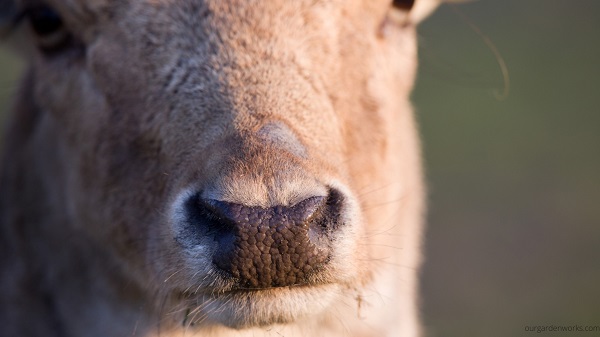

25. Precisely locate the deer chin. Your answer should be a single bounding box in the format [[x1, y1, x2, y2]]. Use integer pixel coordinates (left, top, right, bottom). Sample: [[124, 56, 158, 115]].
[[177, 284, 341, 329]]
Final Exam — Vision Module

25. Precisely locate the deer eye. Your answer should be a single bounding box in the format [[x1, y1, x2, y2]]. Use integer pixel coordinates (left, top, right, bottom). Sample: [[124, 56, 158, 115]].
[[392, 0, 415, 11], [25, 5, 71, 53], [385, 0, 416, 28]]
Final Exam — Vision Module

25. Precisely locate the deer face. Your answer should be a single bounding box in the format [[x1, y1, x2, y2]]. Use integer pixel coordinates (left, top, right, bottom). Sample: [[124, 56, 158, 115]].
[[2, 0, 437, 333]]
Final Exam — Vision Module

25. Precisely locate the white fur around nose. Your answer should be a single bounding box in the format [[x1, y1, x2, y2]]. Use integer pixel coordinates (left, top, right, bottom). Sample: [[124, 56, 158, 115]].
[[195, 122, 324, 207], [202, 175, 328, 208]]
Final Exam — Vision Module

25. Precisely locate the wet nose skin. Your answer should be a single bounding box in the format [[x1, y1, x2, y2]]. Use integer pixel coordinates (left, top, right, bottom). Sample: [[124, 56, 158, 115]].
[[193, 191, 343, 288]]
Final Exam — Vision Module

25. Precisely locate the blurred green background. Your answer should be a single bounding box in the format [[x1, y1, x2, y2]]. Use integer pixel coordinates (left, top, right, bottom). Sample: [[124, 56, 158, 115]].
[[1, 1, 599, 336], [415, 1, 600, 337]]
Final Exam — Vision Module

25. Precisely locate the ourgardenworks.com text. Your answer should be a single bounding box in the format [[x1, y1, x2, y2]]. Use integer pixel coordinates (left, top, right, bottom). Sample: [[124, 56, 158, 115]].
[[524, 325, 600, 333]]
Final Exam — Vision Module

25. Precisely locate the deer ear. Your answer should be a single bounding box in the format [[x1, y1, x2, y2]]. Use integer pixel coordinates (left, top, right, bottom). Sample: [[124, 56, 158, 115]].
[[409, 0, 440, 24]]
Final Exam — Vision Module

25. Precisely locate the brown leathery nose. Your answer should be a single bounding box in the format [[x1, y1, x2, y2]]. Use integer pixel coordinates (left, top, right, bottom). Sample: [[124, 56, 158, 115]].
[[203, 196, 334, 288]]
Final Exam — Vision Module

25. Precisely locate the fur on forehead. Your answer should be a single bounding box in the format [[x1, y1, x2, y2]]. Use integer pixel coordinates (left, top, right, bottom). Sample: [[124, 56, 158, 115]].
[[6, 0, 439, 27]]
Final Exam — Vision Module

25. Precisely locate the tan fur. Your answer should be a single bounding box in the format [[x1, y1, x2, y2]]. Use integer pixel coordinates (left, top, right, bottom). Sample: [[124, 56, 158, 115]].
[[0, 0, 438, 336]]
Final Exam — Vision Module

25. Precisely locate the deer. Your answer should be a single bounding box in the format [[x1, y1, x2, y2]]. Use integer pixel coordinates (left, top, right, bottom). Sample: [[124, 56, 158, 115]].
[[0, 0, 439, 336]]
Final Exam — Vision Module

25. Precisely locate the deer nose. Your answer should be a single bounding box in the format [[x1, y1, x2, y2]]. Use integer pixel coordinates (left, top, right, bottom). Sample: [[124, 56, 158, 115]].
[[191, 191, 343, 288]]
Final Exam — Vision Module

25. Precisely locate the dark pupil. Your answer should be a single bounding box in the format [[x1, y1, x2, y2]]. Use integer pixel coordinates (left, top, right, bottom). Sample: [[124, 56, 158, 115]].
[[392, 0, 415, 10], [28, 7, 63, 36]]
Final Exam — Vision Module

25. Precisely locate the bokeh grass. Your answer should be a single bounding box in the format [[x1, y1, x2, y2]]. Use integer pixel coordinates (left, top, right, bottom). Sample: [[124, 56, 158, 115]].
[[0, 48, 22, 131], [415, 1, 600, 336]]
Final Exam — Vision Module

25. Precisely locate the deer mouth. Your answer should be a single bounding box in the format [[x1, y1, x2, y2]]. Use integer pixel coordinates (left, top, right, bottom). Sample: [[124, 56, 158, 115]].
[[166, 185, 357, 329], [177, 283, 341, 329]]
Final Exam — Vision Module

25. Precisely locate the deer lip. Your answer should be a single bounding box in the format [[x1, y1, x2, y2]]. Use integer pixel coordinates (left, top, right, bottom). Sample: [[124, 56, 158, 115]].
[[217, 282, 330, 295], [180, 280, 333, 299], [178, 283, 340, 329]]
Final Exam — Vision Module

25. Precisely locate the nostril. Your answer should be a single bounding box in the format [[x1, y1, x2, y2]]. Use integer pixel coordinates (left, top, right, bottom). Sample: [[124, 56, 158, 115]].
[[187, 189, 345, 288]]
